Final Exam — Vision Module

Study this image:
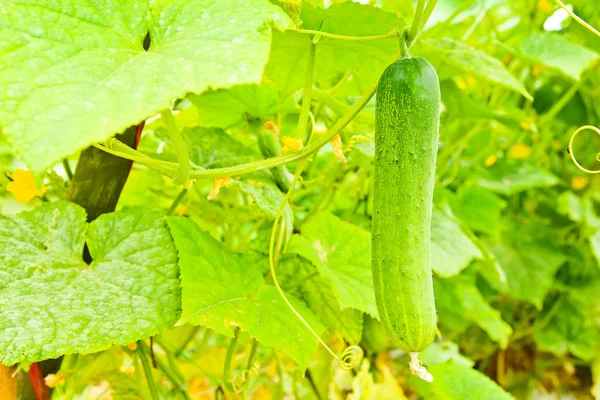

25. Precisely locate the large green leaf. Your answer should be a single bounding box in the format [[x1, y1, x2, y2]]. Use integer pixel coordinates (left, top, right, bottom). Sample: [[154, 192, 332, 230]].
[[0, 202, 181, 365], [476, 162, 560, 195], [0, 0, 292, 173], [287, 212, 378, 318], [451, 185, 507, 236], [517, 32, 599, 80], [487, 243, 567, 308], [181, 127, 257, 168], [411, 361, 514, 400], [265, 3, 403, 95], [431, 208, 483, 277], [188, 83, 281, 128], [424, 38, 533, 100], [167, 217, 324, 370], [533, 298, 600, 362], [280, 256, 363, 345], [435, 278, 512, 347]]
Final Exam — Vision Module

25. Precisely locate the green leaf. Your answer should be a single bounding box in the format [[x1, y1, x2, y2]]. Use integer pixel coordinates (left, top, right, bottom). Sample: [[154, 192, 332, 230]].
[[264, 30, 313, 97], [476, 162, 560, 195], [517, 32, 599, 80], [411, 361, 515, 400], [182, 127, 257, 168], [487, 243, 567, 308], [0, 0, 292, 173], [435, 278, 512, 347], [280, 256, 363, 345], [451, 185, 506, 236], [431, 208, 483, 277], [314, 3, 403, 84], [236, 174, 295, 240], [440, 81, 525, 126], [287, 212, 378, 318], [533, 298, 600, 361], [167, 217, 324, 370], [419, 341, 475, 368], [0, 202, 181, 365], [188, 83, 281, 128], [424, 38, 533, 100], [265, 3, 403, 95]]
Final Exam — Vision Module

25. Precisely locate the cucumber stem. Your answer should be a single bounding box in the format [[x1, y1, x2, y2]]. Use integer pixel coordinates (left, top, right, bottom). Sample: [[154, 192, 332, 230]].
[[296, 29, 399, 41]]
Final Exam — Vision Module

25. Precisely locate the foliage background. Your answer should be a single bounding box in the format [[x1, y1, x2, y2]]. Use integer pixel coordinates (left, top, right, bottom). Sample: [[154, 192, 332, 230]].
[[1, 0, 600, 399]]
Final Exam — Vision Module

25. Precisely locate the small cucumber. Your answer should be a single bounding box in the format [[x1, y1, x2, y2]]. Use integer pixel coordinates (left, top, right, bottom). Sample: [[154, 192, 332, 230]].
[[371, 57, 440, 353], [257, 124, 294, 193]]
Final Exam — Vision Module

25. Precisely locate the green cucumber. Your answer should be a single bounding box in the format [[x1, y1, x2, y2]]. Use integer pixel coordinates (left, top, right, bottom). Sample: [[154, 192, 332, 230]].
[[372, 57, 440, 353], [258, 126, 294, 193]]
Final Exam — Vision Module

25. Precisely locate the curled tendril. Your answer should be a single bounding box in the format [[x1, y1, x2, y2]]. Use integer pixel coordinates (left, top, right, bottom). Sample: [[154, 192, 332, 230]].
[[231, 362, 260, 393], [568, 125, 600, 174], [339, 345, 363, 370]]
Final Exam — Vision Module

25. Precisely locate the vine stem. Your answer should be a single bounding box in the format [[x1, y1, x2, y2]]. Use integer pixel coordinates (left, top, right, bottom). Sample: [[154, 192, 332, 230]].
[[62, 159, 73, 180], [223, 327, 240, 391], [247, 339, 258, 370], [162, 108, 191, 185], [296, 28, 399, 41], [297, 42, 316, 144], [94, 83, 377, 180], [407, 0, 427, 46], [421, 0, 439, 30], [137, 340, 160, 400], [166, 188, 188, 215]]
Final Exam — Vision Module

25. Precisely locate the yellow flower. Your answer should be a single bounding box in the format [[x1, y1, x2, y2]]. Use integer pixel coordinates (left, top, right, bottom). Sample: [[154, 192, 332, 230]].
[[263, 120, 279, 135], [6, 169, 43, 202], [281, 136, 302, 153], [208, 177, 233, 200], [484, 154, 498, 167], [537, 0, 553, 13], [332, 134, 348, 163], [520, 121, 533, 131], [509, 143, 532, 159], [571, 176, 588, 190]]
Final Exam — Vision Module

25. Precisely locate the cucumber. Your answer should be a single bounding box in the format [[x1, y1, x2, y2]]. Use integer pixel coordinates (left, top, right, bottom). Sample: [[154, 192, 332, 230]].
[[372, 57, 440, 353], [257, 125, 294, 193]]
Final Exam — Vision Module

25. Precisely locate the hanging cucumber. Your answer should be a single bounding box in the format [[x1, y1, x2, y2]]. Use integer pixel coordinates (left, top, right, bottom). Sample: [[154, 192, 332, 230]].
[[258, 122, 294, 193], [371, 56, 440, 368]]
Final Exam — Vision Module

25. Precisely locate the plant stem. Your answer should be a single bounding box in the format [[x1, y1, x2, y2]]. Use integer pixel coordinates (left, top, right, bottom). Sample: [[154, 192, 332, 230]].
[[153, 352, 191, 400], [421, 0, 440, 29], [299, 43, 316, 144], [95, 83, 377, 181], [296, 29, 399, 41], [62, 159, 73, 180], [162, 108, 191, 185], [223, 327, 240, 391], [305, 369, 322, 400], [246, 339, 258, 370], [137, 340, 160, 400], [175, 326, 201, 358], [166, 188, 188, 216], [407, 0, 427, 46]]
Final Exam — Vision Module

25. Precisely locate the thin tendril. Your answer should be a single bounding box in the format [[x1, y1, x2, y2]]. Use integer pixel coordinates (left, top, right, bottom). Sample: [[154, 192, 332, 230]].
[[267, 161, 362, 370], [568, 125, 600, 174], [553, 0, 600, 38], [296, 28, 399, 41]]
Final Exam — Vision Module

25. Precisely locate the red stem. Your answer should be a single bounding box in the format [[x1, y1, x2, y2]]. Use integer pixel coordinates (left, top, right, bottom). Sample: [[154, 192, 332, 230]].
[[127, 122, 145, 176], [29, 363, 49, 400]]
